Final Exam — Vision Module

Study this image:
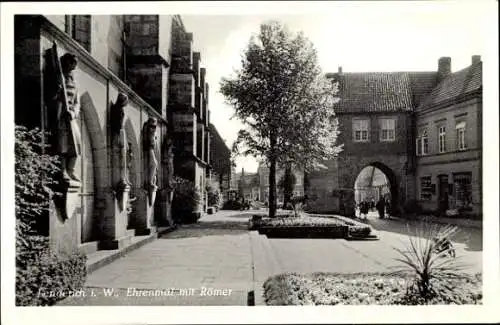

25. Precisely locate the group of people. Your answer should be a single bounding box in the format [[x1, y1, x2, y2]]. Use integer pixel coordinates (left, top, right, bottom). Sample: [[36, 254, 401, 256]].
[[357, 197, 390, 220]]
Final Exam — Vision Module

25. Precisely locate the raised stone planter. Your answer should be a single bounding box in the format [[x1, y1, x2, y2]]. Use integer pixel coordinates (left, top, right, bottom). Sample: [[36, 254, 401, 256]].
[[258, 225, 349, 239]]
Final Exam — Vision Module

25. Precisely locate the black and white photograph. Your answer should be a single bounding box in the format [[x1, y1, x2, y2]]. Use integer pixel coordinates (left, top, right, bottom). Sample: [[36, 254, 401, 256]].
[[1, 1, 499, 324]]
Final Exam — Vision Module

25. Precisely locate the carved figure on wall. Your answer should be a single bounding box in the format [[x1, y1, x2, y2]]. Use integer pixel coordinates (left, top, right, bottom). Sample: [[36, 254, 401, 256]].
[[110, 92, 130, 189], [46, 46, 82, 184], [143, 117, 159, 189], [127, 140, 133, 186], [164, 137, 175, 191]]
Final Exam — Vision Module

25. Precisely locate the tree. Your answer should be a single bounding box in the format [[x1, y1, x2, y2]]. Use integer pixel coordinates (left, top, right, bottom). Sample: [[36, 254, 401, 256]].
[[220, 21, 343, 217]]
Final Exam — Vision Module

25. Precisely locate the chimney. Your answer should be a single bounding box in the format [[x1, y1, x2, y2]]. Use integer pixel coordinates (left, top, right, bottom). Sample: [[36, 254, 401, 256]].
[[437, 57, 451, 82], [471, 55, 481, 65], [338, 66, 343, 74]]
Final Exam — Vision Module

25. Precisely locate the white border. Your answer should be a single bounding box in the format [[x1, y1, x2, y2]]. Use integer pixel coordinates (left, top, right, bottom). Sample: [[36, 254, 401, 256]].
[[2, 1, 499, 324]]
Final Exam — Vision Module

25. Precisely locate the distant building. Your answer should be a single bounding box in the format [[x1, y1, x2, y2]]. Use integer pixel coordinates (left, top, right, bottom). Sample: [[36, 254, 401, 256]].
[[209, 123, 232, 200], [257, 162, 304, 203], [236, 168, 260, 201], [414, 56, 482, 216], [307, 56, 482, 217], [168, 17, 211, 214]]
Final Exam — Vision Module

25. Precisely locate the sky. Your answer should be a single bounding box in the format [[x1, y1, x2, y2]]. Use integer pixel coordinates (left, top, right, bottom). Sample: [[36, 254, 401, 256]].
[[179, 1, 492, 174]]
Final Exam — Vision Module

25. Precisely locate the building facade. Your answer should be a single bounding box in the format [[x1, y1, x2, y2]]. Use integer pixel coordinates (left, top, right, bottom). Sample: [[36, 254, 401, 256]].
[[306, 56, 482, 217], [14, 14, 213, 256], [209, 123, 232, 200], [168, 17, 212, 214], [414, 56, 482, 216]]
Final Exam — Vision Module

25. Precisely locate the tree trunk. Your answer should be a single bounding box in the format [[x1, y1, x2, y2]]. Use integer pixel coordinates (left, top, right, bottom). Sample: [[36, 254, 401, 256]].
[[269, 156, 277, 218], [283, 163, 293, 208], [269, 132, 277, 218]]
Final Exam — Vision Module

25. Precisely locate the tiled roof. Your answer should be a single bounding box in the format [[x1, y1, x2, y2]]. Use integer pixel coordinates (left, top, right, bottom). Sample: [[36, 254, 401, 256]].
[[407, 72, 439, 107], [417, 62, 482, 110], [334, 72, 417, 113]]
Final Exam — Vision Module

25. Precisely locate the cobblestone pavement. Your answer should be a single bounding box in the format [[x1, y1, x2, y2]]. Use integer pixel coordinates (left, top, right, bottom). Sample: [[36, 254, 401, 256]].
[[58, 211, 257, 306]]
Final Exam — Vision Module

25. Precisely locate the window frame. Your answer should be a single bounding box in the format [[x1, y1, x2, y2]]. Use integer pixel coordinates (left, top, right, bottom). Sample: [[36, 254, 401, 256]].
[[379, 117, 396, 142], [452, 172, 472, 210], [416, 128, 429, 156], [420, 176, 433, 200], [438, 125, 446, 153], [71, 15, 92, 53], [456, 121, 467, 151], [352, 118, 370, 143]]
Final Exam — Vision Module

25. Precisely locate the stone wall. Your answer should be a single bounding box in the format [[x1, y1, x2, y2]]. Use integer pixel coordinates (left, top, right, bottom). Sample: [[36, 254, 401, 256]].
[[15, 15, 172, 255]]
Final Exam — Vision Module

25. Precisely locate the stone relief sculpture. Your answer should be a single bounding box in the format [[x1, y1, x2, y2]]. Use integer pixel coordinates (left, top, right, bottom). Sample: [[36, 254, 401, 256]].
[[143, 117, 159, 195], [110, 92, 130, 190], [44, 42, 82, 220], [48, 49, 82, 184], [127, 140, 133, 186], [164, 137, 175, 191]]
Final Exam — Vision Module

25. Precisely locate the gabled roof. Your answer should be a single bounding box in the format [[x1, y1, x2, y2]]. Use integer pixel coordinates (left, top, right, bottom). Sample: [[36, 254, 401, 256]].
[[417, 62, 482, 110], [334, 72, 427, 113]]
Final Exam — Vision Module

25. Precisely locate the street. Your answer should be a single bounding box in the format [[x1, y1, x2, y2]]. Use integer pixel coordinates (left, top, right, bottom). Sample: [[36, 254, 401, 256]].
[[58, 209, 482, 306]]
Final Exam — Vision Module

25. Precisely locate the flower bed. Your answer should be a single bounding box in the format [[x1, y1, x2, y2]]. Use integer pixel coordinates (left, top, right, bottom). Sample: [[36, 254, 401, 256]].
[[259, 215, 346, 227], [306, 213, 375, 239], [249, 214, 374, 239], [263, 272, 482, 305]]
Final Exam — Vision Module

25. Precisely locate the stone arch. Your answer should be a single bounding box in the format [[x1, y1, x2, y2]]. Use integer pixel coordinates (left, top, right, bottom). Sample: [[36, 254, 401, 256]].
[[79, 92, 106, 242], [353, 161, 399, 214]]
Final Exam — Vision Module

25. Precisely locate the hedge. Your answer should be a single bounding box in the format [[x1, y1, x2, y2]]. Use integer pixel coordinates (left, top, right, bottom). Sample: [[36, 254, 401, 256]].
[[15, 126, 87, 306]]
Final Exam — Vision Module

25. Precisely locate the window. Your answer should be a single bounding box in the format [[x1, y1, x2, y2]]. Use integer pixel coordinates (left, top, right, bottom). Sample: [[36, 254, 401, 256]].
[[420, 176, 432, 200], [379, 118, 396, 141], [453, 172, 472, 210], [456, 121, 467, 150], [353, 119, 370, 142], [72, 15, 91, 52], [416, 128, 429, 156], [438, 125, 446, 153]]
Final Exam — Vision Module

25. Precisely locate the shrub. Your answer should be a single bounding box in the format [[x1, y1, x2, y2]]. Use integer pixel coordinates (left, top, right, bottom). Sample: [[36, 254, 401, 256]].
[[16, 232, 87, 306], [289, 196, 307, 218], [15, 126, 60, 235], [390, 220, 468, 302], [171, 176, 202, 223], [15, 126, 87, 306]]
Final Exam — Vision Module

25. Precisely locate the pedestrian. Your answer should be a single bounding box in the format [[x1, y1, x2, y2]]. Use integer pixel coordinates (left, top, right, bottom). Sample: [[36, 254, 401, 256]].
[[376, 197, 385, 219], [360, 200, 369, 220], [385, 197, 391, 218]]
